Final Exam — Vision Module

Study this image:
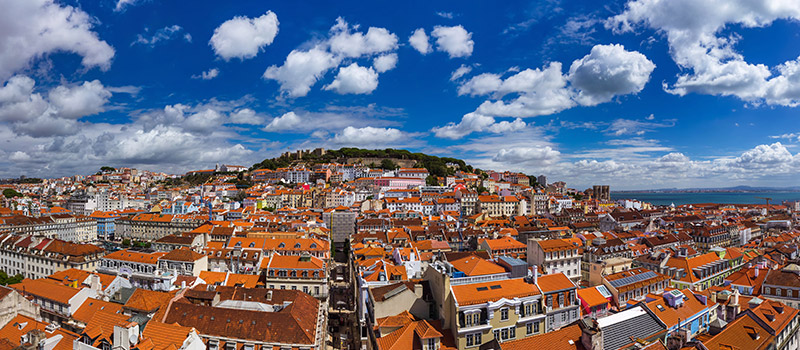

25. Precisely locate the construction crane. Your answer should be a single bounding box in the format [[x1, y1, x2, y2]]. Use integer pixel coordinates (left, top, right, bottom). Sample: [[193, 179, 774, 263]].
[[756, 196, 772, 208]]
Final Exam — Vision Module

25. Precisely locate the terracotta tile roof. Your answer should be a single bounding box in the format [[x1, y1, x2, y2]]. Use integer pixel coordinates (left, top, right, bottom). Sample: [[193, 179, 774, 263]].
[[0, 286, 13, 300], [0, 314, 78, 350], [375, 310, 414, 330], [224, 273, 259, 288], [162, 292, 319, 345], [12, 278, 81, 304], [141, 321, 194, 350], [47, 268, 92, 287], [747, 299, 799, 336], [104, 250, 166, 265], [501, 323, 582, 350], [262, 254, 325, 270], [448, 256, 506, 277], [375, 316, 446, 350], [480, 236, 526, 251], [577, 286, 610, 308], [124, 289, 175, 313], [702, 312, 773, 350], [451, 278, 540, 306], [536, 239, 576, 252], [73, 297, 124, 324], [645, 290, 709, 328], [198, 271, 227, 285], [83, 311, 132, 347], [160, 247, 205, 262], [537, 273, 576, 293]]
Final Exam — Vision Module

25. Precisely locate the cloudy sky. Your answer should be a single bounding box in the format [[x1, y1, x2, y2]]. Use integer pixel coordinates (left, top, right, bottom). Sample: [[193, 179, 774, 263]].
[[2, 0, 800, 189]]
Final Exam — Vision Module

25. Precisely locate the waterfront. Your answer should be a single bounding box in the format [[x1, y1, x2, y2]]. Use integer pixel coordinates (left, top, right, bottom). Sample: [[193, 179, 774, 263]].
[[611, 191, 800, 206]]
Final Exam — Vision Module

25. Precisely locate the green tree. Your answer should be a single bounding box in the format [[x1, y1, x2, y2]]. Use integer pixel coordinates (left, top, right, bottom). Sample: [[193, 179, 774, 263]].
[[380, 159, 397, 170], [100, 166, 115, 173], [122, 239, 131, 247], [426, 175, 439, 186], [0, 270, 23, 285], [3, 189, 21, 198]]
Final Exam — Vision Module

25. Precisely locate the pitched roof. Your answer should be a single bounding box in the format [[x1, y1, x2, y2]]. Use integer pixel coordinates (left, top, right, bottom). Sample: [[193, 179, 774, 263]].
[[124, 289, 174, 313], [702, 312, 774, 350], [104, 250, 166, 264], [536, 239, 576, 252], [12, 278, 81, 304], [162, 294, 319, 345], [577, 286, 610, 308], [141, 321, 195, 350], [501, 324, 582, 350], [73, 297, 124, 324], [84, 311, 132, 347], [160, 247, 205, 262], [449, 256, 506, 277], [451, 278, 540, 306], [0, 314, 78, 350], [537, 273, 576, 293]]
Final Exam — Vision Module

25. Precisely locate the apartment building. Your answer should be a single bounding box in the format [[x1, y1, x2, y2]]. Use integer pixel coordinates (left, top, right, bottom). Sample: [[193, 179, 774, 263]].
[[476, 195, 525, 217], [527, 239, 582, 282], [478, 236, 526, 258], [450, 278, 543, 349], [0, 214, 97, 242], [0, 233, 104, 279], [97, 249, 173, 291], [602, 267, 670, 309], [162, 287, 327, 350], [115, 213, 204, 241], [536, 273, 580, 332], [262, 254, 328, 298], [12, 278, 96, 326]]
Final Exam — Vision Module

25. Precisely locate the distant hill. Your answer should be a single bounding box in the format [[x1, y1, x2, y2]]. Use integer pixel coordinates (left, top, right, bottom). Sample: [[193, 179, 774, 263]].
[[251, 148, 475, 178], [614, 185, 800, 193]]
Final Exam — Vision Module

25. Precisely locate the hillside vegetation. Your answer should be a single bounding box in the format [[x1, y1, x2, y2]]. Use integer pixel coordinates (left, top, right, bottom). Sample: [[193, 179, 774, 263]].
[[251, 148, 474, 178]]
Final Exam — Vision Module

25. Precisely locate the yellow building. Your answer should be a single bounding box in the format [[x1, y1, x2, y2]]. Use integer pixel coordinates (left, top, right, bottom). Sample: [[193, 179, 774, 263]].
[[449, 278, 544, 349]]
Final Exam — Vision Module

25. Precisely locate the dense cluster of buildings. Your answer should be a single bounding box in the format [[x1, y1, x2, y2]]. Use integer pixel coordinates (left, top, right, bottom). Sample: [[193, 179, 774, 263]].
[[0, 159, 799, 350]]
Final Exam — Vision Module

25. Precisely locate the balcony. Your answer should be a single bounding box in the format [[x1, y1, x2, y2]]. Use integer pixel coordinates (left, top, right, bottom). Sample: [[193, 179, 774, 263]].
[[456, 322, 492, 334]]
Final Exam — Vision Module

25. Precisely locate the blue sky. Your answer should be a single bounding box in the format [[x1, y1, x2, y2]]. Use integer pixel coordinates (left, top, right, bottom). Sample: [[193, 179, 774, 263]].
[[2, 0, 800, 189]]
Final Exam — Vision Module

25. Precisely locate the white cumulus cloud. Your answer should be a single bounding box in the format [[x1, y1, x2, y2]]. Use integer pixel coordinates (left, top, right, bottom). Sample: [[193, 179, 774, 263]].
[[432, 112, 526, 139], [192, 68, 220, 80], [48, 80, 112, 119], [263, 18, 399, 97], [0, 0, 115, 81], [263, 47, 340, 97], [324, 63, 379, 95], [431, 25, 474, 58], [492, 147, 561, 166], [607, 0, 800, 106], [332, 126, 404, 146], [264, 111, 302, 131], [373, 54, 398, 73], [328, 17, 398, 58], [456, 44, 654, 118], [210, 11, 279, 60], [568, 44, 655, 106], [409, 28, 432, 54]]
